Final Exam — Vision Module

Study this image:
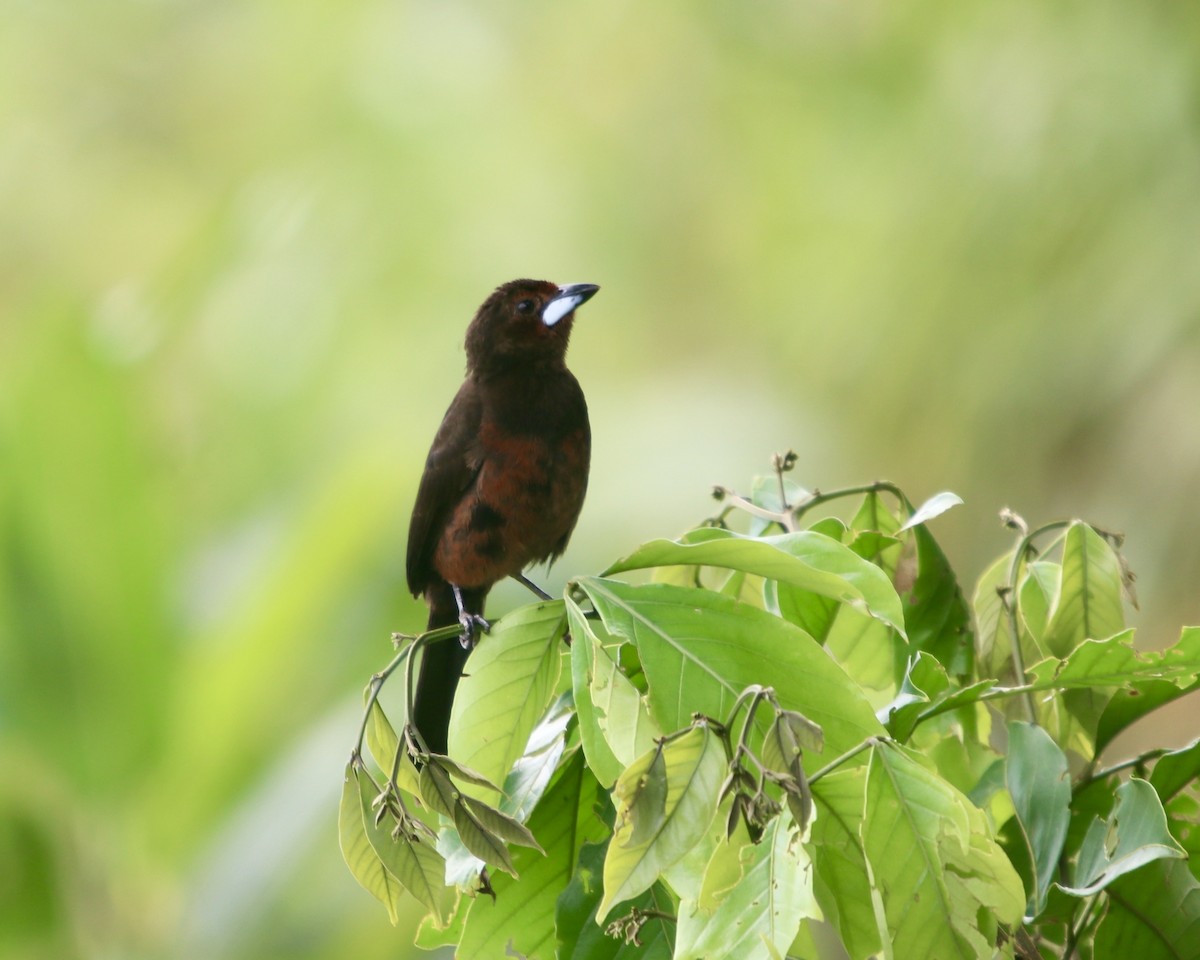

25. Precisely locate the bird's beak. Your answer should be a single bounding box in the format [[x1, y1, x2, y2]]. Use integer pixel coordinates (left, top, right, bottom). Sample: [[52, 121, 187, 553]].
[[542, 283, 600, 327]]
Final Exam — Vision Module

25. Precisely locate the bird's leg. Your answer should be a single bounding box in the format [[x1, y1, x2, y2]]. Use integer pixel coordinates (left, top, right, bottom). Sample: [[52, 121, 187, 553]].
[[512, 573, 553, 601], [452, 583, 490, 649]]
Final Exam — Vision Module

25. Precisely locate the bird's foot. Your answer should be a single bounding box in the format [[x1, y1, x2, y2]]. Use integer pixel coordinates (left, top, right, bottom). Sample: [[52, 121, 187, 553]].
[[457, 610, 491, 649], [451, 582, 490, 648]]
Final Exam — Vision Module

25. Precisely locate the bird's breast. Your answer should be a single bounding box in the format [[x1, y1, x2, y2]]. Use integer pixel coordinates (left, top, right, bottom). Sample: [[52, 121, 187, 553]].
[[432, 417, 590, 590]]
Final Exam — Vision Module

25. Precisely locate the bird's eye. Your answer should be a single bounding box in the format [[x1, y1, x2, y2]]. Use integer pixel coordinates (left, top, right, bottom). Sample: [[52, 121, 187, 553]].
[[516, 299, 535, 314]]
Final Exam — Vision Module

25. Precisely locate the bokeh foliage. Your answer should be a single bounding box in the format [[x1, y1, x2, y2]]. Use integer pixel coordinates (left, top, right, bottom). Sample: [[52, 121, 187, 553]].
[[2, 1, 1200, 958]]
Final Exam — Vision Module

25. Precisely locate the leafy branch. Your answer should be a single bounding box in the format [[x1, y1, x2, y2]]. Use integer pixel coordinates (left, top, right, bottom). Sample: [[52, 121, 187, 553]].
[[340, 457, 1200, 959]]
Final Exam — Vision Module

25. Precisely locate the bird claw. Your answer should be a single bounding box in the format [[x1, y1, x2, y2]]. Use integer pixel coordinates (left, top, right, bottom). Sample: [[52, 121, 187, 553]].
[[458, 611, 491, 648]]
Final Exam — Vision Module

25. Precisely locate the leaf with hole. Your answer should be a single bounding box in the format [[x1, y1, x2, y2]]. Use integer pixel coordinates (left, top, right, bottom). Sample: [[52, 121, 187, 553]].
[[1061, 778, 1186, 896], [675, 811, 818, 960], [861, 743, 1025, 957]]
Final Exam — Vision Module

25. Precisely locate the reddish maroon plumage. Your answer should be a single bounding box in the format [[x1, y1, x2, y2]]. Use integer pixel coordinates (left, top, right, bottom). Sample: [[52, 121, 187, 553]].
[[405, 279, 597, 755]]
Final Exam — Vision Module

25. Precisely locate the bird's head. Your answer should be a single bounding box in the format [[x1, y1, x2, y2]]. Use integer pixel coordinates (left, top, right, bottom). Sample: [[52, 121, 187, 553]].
[[465, 279, 599, 374]]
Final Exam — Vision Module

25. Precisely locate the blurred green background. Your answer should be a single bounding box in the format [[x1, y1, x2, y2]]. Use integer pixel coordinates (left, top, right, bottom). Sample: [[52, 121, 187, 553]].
[[3, 1, 1199, 957]]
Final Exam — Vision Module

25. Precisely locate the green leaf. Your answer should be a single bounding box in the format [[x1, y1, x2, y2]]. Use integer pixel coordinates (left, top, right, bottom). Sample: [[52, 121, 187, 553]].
[[568, 599, 627, 788], [765, 577, 839, 643], [458, 753, 611, 959], [435, 755, 503, 792], [415, 895, 469, 950], [849, 491, 903, 579], [882, 652, 993, 741], [1095, 629, 1200, 755], [556, 840, 674, 960], [850, 491, 902, 536], [1166, 793, 1200, 870], [338, 765, 403, 924], [436, 825, 486, 889], [576, 578, 884, 758], [695, 817, 751, 911], [1006, 721, 1070, 918], [1031, 529, 1125, 753], [899, 490, 963, 531], [448, 600, 566, 796], [747, 473, 810, 536], [500, 692, 573, 821], [862, 743, 1025, 958], [809, 767, 886, 960], [719, 569, 767, 607], [451, 795, 518, 876], [974, 551, 1015, 681], [604, 527, 906, 636], [599, 724, 726, 920], [1027, 628, 1200, 691], [761, 711, 823, 778], [905, 523, 974, 678], [751, 472, 810, 511], [660, 800, 728, 903], [823, 603, 900, 704], [1095, 857, 1200, 960], [622, 742, 670, 848], [1043, 521, 1126, 656], [418, 755, 539, 876], [1018, 561, 1059, 650], [1150, 737, 1200, 803], [1062, 778, 1186, 896], [556, 838, 616, 959], [460, 795, 542, 851], [566, 596, 662, 783], [353, 769, 454, 924], [365, 699, 397, 772], [675, 812, 819, 960], [364, 700, 421, 795], [418, 761, 460, 820], [884, 652, 949, 741]]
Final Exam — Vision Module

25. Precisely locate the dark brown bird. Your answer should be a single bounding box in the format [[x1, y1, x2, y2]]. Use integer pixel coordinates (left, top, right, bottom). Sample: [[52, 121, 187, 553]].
[[406, 279, 598, 756]]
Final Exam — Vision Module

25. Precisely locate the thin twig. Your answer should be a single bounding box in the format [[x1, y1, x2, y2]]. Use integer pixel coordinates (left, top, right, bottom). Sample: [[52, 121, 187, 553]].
[[1076, 749, 1170, 791], [791, 481, 911, 524], [352, 644, 413, 759], [808, 737, 879, 785], [1001, 520, 1070, 723]]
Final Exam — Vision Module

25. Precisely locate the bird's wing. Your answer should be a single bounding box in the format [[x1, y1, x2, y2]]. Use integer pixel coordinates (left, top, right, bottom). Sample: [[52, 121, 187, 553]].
[[406, 381, 484, 597]]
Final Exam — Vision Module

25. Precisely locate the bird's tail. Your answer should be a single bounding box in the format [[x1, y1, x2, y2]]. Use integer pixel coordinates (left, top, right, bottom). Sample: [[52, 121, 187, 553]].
[[412, 582, 485, 756]]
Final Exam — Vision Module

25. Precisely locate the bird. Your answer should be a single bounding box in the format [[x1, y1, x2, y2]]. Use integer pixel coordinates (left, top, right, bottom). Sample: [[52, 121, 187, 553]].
[[405, 278, 599, 756]]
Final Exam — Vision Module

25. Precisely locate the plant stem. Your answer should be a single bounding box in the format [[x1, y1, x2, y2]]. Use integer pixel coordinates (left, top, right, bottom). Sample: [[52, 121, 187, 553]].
[[714, 479, 915, 534], [1076, 748, 1170, 791], [736, 688, 769, 755], [772, 451, 793, 513], [352, 644, 413, 759], [711, 488, 791, 530], [350, 624, 459, 761], [808, 737, 878, 785], [1001, 520, 1070, 723], [1063, 895, 1097, 960], [792, 481, 912, 524]]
